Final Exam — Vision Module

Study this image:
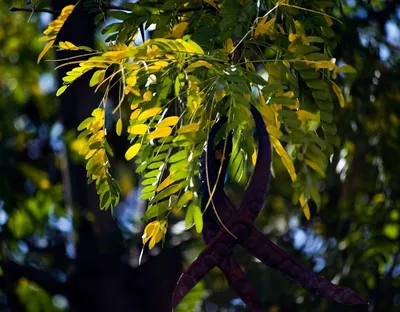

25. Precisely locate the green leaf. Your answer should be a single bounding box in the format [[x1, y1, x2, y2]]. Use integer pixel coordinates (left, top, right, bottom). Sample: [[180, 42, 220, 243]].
[[246, 71, 267, 86], [169, 150, 189, 163], [335, 64, 357, 74], [144, 170, 160, 178], [192, 204, 203, 233]]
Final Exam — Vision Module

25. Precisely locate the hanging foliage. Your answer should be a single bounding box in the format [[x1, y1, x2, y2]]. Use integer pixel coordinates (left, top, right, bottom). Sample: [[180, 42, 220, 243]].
[[37, 0, 356, 250]]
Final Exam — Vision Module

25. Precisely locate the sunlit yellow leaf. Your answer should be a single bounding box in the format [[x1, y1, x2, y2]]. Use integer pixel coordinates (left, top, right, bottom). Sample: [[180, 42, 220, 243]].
[[89, 69, 106, 87], [289, 33, 298, 42], [125, 143, 142, 160], [271, 137, 296, 182], [138, 107, 161, 120], [153, 61, 169, 67], [331, 81, 345, 108], [156, 174, 174, 192], [128, 124, 148, 135], [166, 22, 188, 39], [143, 91, 153, 102], [252, 148, 257, 166], [56, 85, 68, 96], [130, 109, 142, 120], [130, 103, 139, 110], [116, 118, 123, 136], [261, 105, 276, 126], [267, 125, 282, 138], [147, 127, 172, 140], [61, 4, 75, 16], [37, 40, 55, 64], [312, 60, 336, 70], [158, 116, 179, 127], [147, 45, 161, 58], [254, 17, 276, 38], [85, 149, 96, 160], [297, 110, 319, 122], [59, 41, 79, 50], [177, 123, 199, 134], [146, 220, 167, 249]]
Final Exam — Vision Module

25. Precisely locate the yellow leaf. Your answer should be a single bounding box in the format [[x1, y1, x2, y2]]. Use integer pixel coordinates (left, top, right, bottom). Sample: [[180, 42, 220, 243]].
[[138, 107, 162, 120], [130, 109, 142, 120], [153, 61, 169, 67], [37, 40, 54, 64], [267, 125, 282, 138], [166, 22, 188, 39], [130, 103, 139, 110], [147, 127, 172, 140], [157, 174, 174, 192], [215, 88, 226, 102], [252, 148, 257, 166], [299, 194, 311, 220], [116, 118, 123, 136], [158, 116, 179, 127], [261, 105, 276, 126], [85, 149, 96, 160], [186, 60, 214, 73], [254, 17, 276, 38], [288, 33, 298, 42], [177, 123, 199, 134], [256, 94, 265, 107], [126, 74, 137, 87], [331, 81, 345, 108], [61, 4, 75, 16], [142, 221, 157, 245], [304, 159, 326, 177], [125, 143, 142, 161], [89, 69, 106, 87], [205, 0, 219, 9], [297, 110, 319, 122], [271, 137, 296, 182], [254, 16, 268, 37], [224, 38, 233, 53], [128, 124, 148, 135], [143, 91, 153, 102], [56, 85, 68, 96], [312, 60, 336, 70], [147, 45, 161, 58], [59, 41, 79, 50]]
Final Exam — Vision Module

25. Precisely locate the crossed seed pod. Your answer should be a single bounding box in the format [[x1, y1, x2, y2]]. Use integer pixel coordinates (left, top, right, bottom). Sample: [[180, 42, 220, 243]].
[[172, 105, 367, 311]]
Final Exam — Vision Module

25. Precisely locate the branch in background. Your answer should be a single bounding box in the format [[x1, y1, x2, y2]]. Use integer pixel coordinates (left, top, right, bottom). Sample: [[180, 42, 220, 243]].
[[10, 2, 209, 15], [2, 260, 69, 297], [10, 7, 59, 14]]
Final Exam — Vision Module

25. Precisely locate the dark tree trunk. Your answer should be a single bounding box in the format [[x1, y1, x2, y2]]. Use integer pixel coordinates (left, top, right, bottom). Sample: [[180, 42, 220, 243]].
[[2, 2, 182, 311]]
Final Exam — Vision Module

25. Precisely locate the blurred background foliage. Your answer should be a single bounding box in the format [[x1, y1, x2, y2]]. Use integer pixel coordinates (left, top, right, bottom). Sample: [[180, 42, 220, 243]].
[[0, 0, 399, 311]]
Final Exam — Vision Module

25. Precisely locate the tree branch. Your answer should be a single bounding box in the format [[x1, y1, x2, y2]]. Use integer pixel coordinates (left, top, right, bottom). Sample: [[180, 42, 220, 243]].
[[10, 2, 209, 15], [10, 7, 59, 14], [2, 260, 69, 297]]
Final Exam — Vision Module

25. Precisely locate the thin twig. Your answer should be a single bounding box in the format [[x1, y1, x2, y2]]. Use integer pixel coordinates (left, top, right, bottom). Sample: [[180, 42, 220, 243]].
[[10, 7, 59, 14], [11, 2, 210, 15]]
